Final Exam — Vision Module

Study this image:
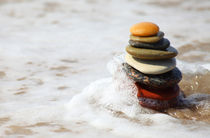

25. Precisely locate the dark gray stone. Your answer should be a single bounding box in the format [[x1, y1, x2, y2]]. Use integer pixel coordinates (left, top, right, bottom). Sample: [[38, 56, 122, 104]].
[[122, 63, 182, 89], [129, 38, 170, 50]]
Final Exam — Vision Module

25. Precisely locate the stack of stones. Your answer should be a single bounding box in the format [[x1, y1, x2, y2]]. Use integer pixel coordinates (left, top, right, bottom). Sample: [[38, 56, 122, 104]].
[[122, 22, 182, 110]]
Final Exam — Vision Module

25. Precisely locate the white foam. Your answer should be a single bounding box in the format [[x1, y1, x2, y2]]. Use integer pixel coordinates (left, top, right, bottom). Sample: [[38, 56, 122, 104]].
[[65, 56, 210, 138], [202, 64, 210, 71], [177, 60, 209, 74]]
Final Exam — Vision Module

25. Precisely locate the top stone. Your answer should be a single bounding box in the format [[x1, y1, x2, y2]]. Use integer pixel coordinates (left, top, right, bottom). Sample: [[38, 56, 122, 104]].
[[130, 22, 159, 37]]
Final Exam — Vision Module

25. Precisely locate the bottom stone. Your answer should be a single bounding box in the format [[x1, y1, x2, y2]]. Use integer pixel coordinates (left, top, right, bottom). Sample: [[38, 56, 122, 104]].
[[138, 96, 179, 111]]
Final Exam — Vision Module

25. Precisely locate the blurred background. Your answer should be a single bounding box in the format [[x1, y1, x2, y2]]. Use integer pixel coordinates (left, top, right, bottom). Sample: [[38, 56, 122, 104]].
[[0, 0, 210, 137], [0, 0, 210, 89]]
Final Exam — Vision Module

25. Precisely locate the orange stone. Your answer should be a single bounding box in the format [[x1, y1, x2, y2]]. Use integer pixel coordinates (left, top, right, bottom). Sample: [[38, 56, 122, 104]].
[[130, 22, 159, 36]]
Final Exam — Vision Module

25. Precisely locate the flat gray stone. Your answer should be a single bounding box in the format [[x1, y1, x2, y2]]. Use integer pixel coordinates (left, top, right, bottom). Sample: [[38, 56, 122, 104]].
[[122, 63, 182, 89], [129, 38, 170, 50], [126, 46, 178, 60]]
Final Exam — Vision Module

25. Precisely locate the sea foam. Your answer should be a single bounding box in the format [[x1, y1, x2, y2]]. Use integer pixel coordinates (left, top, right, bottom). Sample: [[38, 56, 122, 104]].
[[65, 56, 210, 138]]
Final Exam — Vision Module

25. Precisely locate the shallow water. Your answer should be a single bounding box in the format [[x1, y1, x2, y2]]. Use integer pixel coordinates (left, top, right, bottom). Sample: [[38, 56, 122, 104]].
[[0, 0, 210, 137]]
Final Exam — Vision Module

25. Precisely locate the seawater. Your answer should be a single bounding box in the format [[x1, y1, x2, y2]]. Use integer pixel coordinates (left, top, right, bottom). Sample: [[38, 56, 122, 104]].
[[65, 55, 210, 138]]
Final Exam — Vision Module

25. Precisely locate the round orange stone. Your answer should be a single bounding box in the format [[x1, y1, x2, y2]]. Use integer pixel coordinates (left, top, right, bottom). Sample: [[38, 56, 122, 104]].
[[130, 22, 159, 36]]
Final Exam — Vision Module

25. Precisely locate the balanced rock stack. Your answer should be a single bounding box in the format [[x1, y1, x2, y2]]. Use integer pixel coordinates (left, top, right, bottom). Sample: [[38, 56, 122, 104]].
[[122, 22, 182, 110]]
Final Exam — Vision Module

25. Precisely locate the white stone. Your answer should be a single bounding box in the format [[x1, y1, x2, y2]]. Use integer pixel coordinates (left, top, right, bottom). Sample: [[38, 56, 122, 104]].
[[125, 54, 176, 75]]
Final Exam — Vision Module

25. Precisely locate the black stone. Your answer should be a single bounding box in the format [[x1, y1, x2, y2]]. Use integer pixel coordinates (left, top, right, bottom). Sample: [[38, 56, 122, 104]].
[[122, 63, 182, 89], [129, 38, 170, 50]]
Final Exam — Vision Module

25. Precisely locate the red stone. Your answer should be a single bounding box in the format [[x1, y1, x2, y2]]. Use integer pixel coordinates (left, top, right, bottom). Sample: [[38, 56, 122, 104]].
[[135, 82, 180, 101], [135, 83, 180, 110]]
